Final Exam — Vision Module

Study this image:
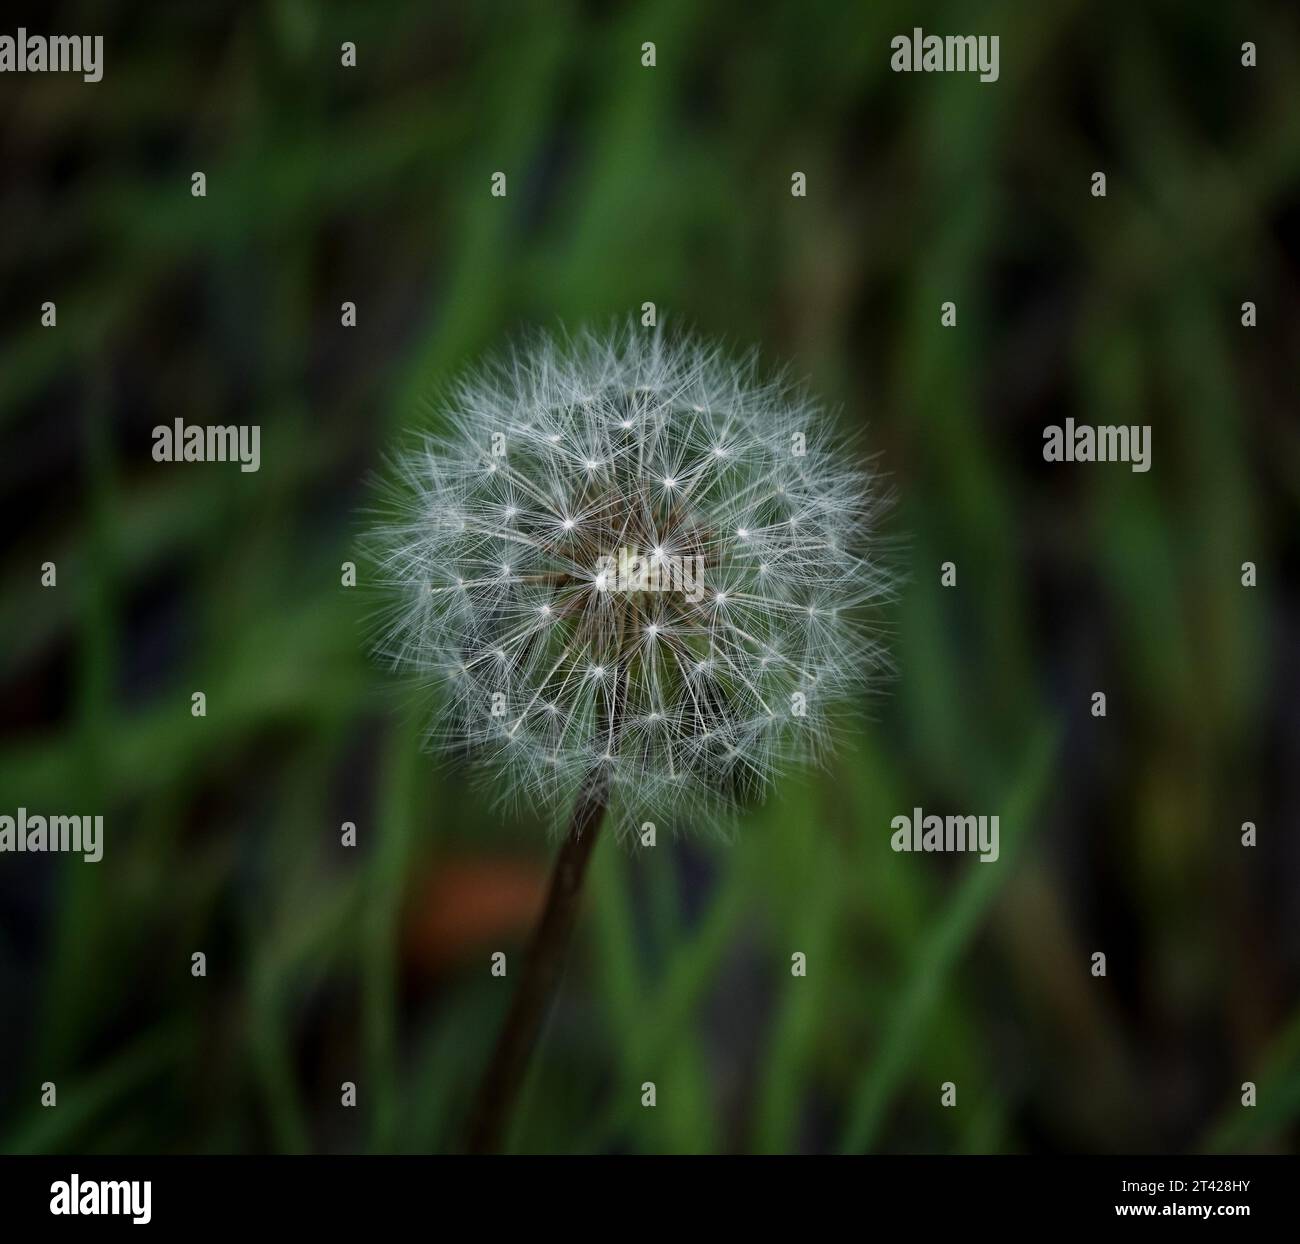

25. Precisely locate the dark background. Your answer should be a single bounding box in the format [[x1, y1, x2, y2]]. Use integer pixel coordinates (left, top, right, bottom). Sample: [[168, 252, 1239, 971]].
[[1, 0, 1298, 1154]]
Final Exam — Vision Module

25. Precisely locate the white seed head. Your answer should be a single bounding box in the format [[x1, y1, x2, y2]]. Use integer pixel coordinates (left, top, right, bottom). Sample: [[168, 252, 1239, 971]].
[[369, 325, 892, 838]]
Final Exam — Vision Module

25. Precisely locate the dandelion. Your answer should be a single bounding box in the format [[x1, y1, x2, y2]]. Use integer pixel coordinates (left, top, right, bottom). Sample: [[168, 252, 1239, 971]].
[[368, 323, 892, 1150]]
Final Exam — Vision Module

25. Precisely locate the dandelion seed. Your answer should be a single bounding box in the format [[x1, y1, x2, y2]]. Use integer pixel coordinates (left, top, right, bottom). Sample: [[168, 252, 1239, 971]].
[[368, 323, 891, 838]]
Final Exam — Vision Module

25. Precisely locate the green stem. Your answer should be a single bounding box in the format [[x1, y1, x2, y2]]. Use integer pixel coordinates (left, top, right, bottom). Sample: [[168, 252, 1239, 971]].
[[464, 775, 608, 1153]]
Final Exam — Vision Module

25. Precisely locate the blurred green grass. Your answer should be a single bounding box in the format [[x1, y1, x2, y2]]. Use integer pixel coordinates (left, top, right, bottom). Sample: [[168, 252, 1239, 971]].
[[1, 0, 1298, 1154]]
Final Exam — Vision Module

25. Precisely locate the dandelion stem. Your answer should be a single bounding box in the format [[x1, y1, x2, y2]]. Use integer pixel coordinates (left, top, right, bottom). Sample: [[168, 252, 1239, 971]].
[[464, 772, 608, 1153]]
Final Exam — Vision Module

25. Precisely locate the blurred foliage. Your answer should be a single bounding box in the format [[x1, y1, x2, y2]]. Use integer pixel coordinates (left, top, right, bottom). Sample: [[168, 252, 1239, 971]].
[[1, 0, 1298, 1154]]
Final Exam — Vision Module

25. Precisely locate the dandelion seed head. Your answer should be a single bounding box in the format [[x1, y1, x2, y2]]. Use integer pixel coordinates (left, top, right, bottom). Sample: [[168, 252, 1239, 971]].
[[368, 324, 892, 838]]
